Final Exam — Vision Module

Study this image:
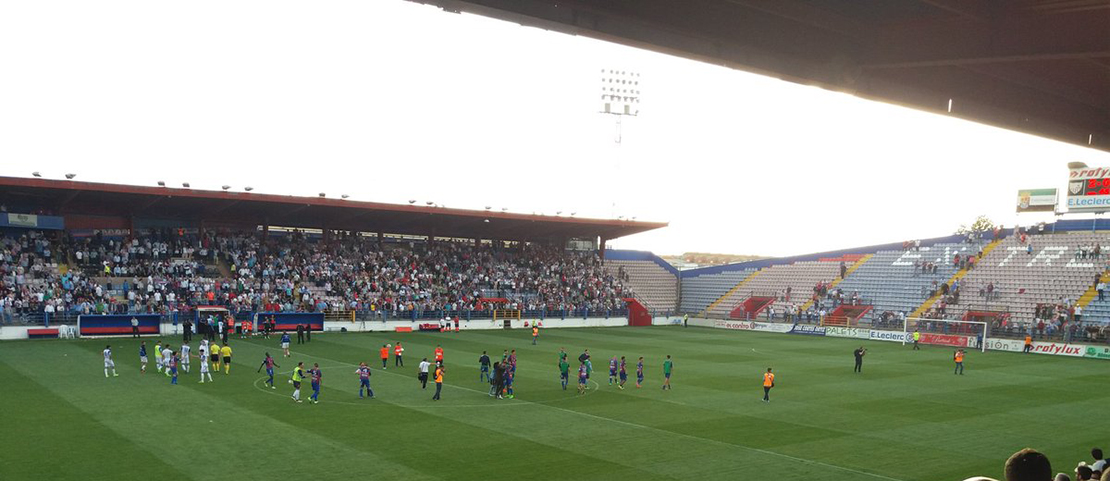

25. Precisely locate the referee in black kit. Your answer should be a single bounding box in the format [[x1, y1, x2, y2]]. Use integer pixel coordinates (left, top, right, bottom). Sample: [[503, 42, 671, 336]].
[[853, 346, 867, 373]]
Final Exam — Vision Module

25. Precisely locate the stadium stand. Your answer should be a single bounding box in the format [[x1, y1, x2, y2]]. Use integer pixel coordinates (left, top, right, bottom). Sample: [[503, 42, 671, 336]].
[[704, 260, 842, 320], [678, 268, 756, 314], [603, 250, 679, 314], [1, 229, 633, 324], [833, 242, 971, 322], [947, 233, 1107, 334]]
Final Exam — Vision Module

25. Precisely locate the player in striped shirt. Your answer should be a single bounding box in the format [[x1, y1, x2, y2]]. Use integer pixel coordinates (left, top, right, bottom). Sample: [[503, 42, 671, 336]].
[[179, 342, 190, 373], [608, 356, 618, 385], [161, 344, 173, 377], [168, 351, 179, 385], [577, 363, 588, 395], [197, 341, 213, 383], [103, 345, 119, 378], [309, 363, 322, 404], [257, 353, 279, 389], [356, 362, 373, 399], [636, 357, 644, 388], [618, 356, 628, 390]]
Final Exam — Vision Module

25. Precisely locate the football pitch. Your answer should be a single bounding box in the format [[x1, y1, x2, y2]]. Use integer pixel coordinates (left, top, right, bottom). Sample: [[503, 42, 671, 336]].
[[2, 326, 1103, 481]]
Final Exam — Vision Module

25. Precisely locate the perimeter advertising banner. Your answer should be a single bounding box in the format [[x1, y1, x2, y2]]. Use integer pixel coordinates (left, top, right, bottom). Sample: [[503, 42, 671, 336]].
[[78, 314, 161, 336], [1067, 166, 1110, 212], [1016, 188, 1057, 213], [826, 327, 868, 339], [1084, 346, 1110, 360], [920, 333, 974, 348]]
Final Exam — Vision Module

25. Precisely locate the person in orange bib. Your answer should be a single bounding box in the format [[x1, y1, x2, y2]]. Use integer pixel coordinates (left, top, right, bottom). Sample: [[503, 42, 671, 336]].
[[379, 344, 390, 369], [1023, 335, 1033, 354], [434, 345, 444, 363], [532, 325, 539, 345], [953, 349, 965, 375], [431, 363, 444, 401], [394, 342, 404, 367], [762, 368, 775, 402]]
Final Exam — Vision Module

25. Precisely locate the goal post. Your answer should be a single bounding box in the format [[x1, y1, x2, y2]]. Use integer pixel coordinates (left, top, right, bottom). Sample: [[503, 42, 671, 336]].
[[903, 317, 987, 353]]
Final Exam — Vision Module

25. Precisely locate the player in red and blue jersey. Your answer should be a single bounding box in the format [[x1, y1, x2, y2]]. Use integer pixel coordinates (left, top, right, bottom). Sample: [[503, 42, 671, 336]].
[[577, 363, 588, 395], [636, 357, 644, 388], [168, 351, 179, 385], [309, 363, 322, 404], [504, 366, 515, 399], [356, 362, 373, 399], [618, 356, 628, 390], [508, 350, 517, 373], [257, 353, 279, 389], [608, 356, 618, 385]]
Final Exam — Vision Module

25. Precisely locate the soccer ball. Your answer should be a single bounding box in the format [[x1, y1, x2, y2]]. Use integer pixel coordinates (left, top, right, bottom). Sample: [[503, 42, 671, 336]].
[[288, 379, 293, 384], [387, 344, 392, 348]]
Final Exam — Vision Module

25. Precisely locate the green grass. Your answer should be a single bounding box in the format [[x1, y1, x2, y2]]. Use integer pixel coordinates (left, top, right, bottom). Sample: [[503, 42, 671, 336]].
[[0, 326, 1102, 481]]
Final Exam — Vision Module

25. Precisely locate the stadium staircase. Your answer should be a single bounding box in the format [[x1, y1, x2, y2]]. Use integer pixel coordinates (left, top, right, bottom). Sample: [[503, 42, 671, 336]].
[[216, 258, 233, 278], [828, 304, 872, 323], [799, 254, 873, 311], [729, 296, 774, 319], [699, 269, 763, 317], [1076, 270, 1110, 308], [910, 237, 1003, 318], [624, 298, 652, 326]]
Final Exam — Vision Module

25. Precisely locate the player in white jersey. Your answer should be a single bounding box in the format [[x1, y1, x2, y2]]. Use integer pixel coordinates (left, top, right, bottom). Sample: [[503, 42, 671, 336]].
[[179, 342, 191, 373], [161, 345, 173, 377], [103, 345, 119, 378], [197, 341, 213, 383]]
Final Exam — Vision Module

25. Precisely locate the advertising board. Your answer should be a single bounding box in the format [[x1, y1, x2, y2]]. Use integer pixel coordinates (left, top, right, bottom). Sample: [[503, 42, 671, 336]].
[[826, 327, 868, 339], [788, 324, 826, 336], [1016, 188, 1057, 213], [920, 333, 974, 348]]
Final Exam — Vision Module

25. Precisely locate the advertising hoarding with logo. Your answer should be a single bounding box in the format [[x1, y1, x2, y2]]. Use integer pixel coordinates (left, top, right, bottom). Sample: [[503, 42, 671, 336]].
[[1016, 188, 1056, 213], [1067, 167, 1110, 212], [826, 327, 868, 339]]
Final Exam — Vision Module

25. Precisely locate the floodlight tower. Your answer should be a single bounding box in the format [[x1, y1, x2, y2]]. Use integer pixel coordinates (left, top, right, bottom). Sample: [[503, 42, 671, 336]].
[[600, 69, 641, 144]]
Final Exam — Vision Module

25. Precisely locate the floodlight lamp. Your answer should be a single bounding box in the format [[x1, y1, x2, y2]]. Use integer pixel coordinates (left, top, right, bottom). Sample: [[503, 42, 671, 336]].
[[222, 185, 231, 190], [65, 173, 76, 179], [244, 186, 253, 192], [32, 172, 41, 177], [157, 181, 166, 187]]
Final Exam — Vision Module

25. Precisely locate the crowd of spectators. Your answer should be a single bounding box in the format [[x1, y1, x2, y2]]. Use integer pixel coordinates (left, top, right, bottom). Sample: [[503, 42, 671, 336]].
[[1, 229, 632, 323], [964, 446, 1109, 481]]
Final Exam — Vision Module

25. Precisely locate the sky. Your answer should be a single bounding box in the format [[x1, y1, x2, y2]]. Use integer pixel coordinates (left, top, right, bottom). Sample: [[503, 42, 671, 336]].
[[2, 0, 1109, 257]]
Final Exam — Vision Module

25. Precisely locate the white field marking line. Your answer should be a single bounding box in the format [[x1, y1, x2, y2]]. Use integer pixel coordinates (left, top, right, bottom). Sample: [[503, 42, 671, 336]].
[[244, 341, 903, 481], [240, 340, 599, 406]]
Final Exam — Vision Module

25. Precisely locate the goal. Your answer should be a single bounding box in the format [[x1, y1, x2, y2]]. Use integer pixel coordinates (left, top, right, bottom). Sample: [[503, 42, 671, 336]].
[[903, 317, 987, 353]]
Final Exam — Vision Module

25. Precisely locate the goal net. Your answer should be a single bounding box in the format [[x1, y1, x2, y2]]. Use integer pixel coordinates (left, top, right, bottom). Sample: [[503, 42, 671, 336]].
[[903, 317, 987, 353]]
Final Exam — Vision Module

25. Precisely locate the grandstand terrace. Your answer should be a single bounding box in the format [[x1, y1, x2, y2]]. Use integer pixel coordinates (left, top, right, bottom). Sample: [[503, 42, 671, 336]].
[[681, 222, 1110, 343], [0, 177, 670, 326]]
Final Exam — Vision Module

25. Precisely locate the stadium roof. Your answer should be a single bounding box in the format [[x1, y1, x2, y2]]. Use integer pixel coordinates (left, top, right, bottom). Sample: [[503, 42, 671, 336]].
[[0, 176, 666, 242], [410, 0, 1110, 152]]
